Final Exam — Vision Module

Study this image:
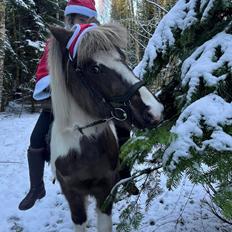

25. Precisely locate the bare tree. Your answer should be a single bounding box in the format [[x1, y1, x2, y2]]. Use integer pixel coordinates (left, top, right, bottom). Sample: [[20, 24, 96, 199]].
[[0, 0, 5, 111]]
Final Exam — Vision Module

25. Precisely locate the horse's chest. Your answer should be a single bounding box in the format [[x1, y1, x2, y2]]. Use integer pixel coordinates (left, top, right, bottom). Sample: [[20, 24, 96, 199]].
[[55, 129, 119, 182]]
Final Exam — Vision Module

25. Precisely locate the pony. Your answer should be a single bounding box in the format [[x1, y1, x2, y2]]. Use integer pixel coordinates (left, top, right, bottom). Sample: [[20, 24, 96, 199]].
[[48, 23, 164, 232]]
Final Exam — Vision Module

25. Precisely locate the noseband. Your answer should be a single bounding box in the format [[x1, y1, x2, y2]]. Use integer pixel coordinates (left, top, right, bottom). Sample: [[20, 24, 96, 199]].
[[107, 80, 144, 121], [66, 59, 144, 134]]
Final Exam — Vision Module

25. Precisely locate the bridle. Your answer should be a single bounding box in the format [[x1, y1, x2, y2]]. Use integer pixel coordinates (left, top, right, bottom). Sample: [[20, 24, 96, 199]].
[[107, 80, 144, 121], [66, 58, 145, 135]]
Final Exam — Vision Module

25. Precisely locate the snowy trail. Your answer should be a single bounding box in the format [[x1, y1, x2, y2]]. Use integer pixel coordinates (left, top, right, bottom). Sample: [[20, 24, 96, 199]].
[[0, 112, 231, 232]]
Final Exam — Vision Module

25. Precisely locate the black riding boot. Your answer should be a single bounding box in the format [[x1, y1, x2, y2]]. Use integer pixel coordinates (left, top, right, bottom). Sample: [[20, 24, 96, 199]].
[[18, 147, 46, 210]]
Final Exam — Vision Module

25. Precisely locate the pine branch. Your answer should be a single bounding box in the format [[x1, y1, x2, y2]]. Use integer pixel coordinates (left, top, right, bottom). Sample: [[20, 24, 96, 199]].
[[101, 166, 162, 212], [203, 200, 232, 225]]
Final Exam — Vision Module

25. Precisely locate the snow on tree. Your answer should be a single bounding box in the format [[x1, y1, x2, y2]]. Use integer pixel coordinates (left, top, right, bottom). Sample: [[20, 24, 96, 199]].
[[119, 0, 232, 228], [164, 31, 232, 168], [181, 32, 232, 103], [133, 0, 227, 78], [34, 0, 66, 26]]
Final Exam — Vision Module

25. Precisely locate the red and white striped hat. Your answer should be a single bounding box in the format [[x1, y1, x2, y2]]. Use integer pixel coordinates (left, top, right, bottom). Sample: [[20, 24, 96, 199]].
[[65, 0, 97, 18]]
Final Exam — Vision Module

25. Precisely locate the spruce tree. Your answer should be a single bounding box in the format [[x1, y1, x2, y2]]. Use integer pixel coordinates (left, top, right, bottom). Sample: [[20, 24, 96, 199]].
[[34, 0, 66, 27], [3, 0, 66, 110], [119, 0, 232, 229], [4, 0, 45, 106]]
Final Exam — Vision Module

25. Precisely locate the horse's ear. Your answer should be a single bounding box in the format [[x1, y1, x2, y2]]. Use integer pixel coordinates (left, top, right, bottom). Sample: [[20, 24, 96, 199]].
[[49, 26, 72, 49]]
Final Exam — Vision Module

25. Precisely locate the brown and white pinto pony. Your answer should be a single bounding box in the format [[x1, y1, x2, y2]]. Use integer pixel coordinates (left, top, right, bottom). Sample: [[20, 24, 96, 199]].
[[48, 24, 163, 232]]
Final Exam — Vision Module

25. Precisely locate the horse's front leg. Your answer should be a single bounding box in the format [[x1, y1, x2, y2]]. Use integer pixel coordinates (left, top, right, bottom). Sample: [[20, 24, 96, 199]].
[[96, 207, 112, 232], [71, 196, 87, 232], [60, 184, 87, 232], [94, 187, 114, 232]]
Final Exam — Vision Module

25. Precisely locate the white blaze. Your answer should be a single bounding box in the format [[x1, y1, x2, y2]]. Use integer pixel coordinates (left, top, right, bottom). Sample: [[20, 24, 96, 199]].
[[93, 50, 164, 120]]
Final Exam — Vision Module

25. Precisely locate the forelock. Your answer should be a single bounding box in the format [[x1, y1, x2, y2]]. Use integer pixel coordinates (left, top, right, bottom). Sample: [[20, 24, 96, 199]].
[[77, 23, 127, 64]]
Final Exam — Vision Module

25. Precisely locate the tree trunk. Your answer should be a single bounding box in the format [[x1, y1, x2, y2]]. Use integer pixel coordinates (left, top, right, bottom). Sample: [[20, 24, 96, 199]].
[[0, 0, 5, 111]]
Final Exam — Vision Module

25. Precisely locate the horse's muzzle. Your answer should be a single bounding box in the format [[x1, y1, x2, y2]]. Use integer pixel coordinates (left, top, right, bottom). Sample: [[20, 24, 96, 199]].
[[142, 108, 163, 128]]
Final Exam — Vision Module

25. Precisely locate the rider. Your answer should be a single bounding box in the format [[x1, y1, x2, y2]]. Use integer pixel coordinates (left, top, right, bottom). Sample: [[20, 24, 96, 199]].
[[18, 0, 138, 211]]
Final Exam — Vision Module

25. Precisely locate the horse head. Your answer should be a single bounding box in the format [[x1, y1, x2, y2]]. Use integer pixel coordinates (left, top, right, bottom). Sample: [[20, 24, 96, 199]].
[[49, 24, 163, 130]]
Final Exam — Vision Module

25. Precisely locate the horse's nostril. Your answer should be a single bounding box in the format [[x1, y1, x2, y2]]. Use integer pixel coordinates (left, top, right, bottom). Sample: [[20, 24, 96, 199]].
[[143, 110, 162, 126], [143, 111, 156, 124]]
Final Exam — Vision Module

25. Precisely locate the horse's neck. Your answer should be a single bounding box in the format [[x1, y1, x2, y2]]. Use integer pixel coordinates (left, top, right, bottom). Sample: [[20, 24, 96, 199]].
[[52, 89, 103, 136], [49, 57, 99, 135], [49, 39, 117, 152], [66, 99, 105, 136]]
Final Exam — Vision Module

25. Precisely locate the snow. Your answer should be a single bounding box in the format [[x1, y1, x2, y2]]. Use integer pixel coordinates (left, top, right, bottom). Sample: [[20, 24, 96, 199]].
[[163, 94, 232, 170], [181, 32, 232, 103], [201, 0, 215, 20], [4, 38, 17, 57], [162, 32, 232, 171], [133, 0, 216, 78], [1, 112, 232, 231], [15, 0, 34, 9], [26, 40, 45, 51]]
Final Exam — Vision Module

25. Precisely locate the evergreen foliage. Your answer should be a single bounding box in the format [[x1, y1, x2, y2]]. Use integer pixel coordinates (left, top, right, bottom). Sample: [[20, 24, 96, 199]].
[[34, 0, 66, 27], [3, 0, 66, 109], [120, 0, 232, 227]]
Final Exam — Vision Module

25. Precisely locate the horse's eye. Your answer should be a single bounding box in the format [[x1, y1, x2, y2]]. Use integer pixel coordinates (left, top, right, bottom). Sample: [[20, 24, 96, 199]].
[[91, 65, 101, 74]]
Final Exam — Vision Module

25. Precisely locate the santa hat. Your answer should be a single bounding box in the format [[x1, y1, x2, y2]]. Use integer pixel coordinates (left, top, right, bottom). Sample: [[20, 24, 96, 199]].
[[65, 0, 97, 18], [66, 23, 97, 60]]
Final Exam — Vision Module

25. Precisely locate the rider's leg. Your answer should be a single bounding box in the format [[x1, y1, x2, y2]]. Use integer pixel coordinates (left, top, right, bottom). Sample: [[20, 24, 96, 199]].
[[18, 109, 53, 210]]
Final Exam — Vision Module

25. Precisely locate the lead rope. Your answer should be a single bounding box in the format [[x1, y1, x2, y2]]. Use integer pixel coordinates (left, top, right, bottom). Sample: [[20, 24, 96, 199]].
[[73, 107, 129, 135], [73, 118, 113, 135]]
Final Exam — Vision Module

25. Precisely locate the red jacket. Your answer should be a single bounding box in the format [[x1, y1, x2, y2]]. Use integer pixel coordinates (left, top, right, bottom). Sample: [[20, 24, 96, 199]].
[[33, 42, 50, 100]]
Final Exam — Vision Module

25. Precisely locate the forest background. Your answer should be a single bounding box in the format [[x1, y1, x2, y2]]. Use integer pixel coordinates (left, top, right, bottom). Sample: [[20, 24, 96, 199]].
[[0, 0, 231, 231]]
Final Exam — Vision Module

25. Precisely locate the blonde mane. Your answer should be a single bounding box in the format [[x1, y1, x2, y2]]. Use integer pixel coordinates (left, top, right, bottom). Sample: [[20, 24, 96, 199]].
[[77, 23, 127, 64]]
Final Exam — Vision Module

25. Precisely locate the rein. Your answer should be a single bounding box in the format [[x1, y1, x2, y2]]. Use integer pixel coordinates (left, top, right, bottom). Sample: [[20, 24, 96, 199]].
[[66, 59, 144, 135]]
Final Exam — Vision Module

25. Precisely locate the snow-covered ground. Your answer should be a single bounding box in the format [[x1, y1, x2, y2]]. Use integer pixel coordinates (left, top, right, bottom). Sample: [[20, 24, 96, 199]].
[[1, 112, 232, 232]]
